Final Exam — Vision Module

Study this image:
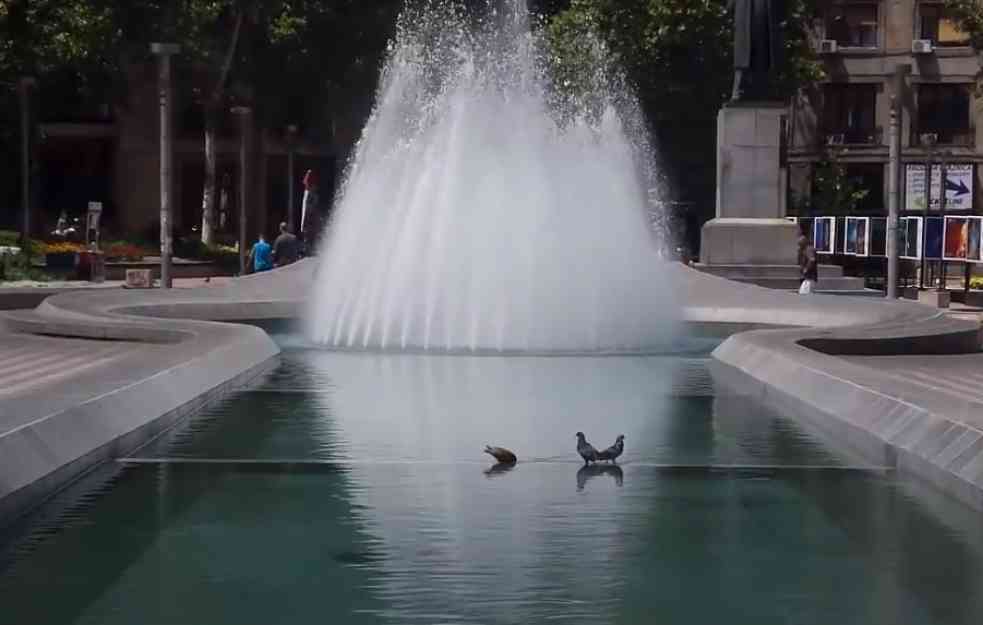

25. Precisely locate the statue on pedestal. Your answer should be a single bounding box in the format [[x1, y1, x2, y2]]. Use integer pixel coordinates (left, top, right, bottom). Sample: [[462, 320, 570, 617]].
[[729, 0, 784, 102]]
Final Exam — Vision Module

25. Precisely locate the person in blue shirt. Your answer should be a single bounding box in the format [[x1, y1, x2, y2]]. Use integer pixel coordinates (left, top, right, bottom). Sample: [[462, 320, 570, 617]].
[[248, 234, 273, 273]]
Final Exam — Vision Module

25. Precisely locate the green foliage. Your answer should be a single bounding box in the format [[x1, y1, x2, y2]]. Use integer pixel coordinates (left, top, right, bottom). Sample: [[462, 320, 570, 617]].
[[0, 251, 49, 282], [812, 151, 870, 214], [944, 0, 983, 49], [0, 229, 42, 256]]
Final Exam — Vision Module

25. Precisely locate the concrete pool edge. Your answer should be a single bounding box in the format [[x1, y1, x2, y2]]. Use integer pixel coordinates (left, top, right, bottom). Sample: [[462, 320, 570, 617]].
[[0, 264, 310, 527], [3, 260, 983, 523]]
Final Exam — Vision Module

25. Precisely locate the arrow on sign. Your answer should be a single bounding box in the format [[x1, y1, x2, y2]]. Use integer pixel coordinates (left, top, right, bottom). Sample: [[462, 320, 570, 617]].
[[944, 177, 971, 196]]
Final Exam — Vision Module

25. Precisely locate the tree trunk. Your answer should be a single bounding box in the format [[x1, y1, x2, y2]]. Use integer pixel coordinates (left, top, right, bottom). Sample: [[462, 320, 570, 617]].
[[201, 103, 219, 245], [199, 8, 245, 246]]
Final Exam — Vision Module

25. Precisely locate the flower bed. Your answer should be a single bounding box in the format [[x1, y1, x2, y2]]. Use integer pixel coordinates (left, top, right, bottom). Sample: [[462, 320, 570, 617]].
[[104, 242, 154, 261]]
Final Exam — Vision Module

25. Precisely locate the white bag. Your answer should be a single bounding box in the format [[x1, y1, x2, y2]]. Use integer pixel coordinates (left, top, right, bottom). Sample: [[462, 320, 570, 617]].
[[798, 279, 814, 295]]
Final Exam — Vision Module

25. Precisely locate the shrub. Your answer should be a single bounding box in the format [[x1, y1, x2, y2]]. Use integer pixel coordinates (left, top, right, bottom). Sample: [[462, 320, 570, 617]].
[[0, 230, 43, 256], [0, 251, 49, 282]]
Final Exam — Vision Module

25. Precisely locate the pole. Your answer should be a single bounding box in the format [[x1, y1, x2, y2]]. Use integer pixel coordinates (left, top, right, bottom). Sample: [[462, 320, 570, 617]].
[[887, 65, 909, 299], [887, 97, 900, 298], [232, 107, 252, 275], [151, 43, 180, 289], [920, 158, 929, 289], [18, 77, 36, 248], [286, 124, 297, 232], [939, 152, 947, 292]]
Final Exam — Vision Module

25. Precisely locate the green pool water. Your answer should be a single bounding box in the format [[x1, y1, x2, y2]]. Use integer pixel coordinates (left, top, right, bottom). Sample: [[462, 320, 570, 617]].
[[3, 336, 983, 625]]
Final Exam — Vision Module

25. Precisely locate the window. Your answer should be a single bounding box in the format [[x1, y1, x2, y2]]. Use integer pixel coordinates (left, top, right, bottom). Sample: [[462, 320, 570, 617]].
[[826, 3, 878, 47], [915, 83, 973, 145], [919, 3, 970, 46], [823, 84, 879, 144], [845, 163, 884, 212]]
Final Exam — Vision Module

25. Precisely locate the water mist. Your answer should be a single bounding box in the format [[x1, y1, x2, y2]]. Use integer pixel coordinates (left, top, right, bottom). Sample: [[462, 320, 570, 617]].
[[307, 0, 677, 353]]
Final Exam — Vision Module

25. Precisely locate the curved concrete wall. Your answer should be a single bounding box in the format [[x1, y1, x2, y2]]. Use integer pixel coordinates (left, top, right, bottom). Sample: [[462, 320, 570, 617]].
[[0, 262, 316, 526], [3, 259, 982, 524]]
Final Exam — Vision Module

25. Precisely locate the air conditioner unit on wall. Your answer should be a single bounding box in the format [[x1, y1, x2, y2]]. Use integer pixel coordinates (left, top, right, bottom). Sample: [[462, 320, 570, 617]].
[[818, 39, 838, 54], [912, 39, 934, 54]]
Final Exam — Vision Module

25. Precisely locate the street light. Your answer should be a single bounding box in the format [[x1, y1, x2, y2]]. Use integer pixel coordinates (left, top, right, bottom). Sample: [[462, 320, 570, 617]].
[[231, 106, 252, 275], [18, 76, 37, 248], [151, 43, 180, 289], [286, 124, 298, 233], [919, 132, 938, 290]]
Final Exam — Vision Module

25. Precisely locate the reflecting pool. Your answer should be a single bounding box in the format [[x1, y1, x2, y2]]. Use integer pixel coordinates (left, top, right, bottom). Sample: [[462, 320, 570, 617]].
[[3, 335, 983, 625]]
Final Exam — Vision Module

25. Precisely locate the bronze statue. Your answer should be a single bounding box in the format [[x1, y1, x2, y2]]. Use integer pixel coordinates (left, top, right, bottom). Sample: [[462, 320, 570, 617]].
[[729, 0, 784, 101]]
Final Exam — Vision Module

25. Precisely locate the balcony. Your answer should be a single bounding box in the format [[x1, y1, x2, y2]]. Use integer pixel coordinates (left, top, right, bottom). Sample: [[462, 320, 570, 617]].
[[824, 127, 883, 146], [910, 128, 975, 147]]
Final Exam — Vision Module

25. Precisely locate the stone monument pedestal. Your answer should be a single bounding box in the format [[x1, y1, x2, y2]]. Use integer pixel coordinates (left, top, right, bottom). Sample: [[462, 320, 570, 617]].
[[700, 102, 798, 267]]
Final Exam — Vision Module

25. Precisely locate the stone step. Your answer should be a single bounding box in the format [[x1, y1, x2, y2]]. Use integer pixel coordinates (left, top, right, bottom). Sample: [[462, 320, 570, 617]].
[[725, 276, 868, 291], [695, 263, 845, 278], [0, 310, 185, 344]]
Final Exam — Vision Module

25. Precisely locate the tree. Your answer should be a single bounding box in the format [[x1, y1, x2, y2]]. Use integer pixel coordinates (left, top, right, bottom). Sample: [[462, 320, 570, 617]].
[[811, 149, 869, 215], [546, 0, 822, 243]]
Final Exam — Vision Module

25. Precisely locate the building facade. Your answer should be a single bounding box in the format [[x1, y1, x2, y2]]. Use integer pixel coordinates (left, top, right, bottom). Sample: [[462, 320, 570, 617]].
[[28, 59, 352, 242], [788, 0, 982, 222]]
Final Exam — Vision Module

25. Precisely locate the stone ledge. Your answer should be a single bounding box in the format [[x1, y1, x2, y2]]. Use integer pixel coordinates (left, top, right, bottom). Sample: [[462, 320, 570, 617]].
[[712, 327, 983, 512]]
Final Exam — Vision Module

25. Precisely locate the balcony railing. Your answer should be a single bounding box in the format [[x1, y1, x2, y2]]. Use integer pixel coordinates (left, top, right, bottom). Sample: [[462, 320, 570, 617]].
[[823, 127, 883, 146], [910, 128, 975, 147]]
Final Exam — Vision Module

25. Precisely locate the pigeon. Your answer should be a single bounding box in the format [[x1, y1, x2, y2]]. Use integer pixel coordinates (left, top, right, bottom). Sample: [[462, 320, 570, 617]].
[[575, 432, 598, 465], [596, 435, 625, 463], [484, 445, 517, 465]]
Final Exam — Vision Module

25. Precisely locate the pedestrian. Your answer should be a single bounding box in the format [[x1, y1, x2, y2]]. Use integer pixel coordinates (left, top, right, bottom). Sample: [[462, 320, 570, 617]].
[[247, 233, 273, 273], [798, 233, 818, 295], [273, 221, 300, 267]]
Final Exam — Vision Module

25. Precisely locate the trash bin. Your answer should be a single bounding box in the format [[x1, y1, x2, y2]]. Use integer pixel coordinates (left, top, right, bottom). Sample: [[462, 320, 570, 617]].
[[77, 250, 106, 283]]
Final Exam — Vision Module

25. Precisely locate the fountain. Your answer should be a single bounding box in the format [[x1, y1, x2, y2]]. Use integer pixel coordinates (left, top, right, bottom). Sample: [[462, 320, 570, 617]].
[[308, 0, 676, 353]]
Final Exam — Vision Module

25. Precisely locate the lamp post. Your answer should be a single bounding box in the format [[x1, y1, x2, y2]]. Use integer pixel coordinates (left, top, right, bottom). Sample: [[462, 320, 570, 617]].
[[151, 43, 180, 288], [18, 76, 36, 248], [886, 64, 910, 299], [286, 124, 298, 232], [920, 133, 938, 289], [232, 106, 252, 275], [939, 150, 948, 292]]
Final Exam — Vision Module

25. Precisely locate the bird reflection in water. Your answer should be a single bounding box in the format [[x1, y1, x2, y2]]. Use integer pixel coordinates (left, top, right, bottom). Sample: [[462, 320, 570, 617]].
[[576, 464, 624, 491], [484, 463, 517, 478]]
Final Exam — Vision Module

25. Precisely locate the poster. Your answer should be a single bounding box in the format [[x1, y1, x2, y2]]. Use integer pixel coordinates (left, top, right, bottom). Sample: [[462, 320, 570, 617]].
[[900, 217, 922, 259], [924, 217, 944, 259], [944, 217, 969, 260], [813, 217, 835, 254], [870, 218, 886, 257], [970, 218, 982, 262], [905, 163, 974, 211], [845, 217, 869, 256]]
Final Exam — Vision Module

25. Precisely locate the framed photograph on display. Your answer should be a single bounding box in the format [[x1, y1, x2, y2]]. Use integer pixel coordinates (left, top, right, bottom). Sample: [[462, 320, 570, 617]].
[[924, 217, 944, 259], [869, 218, 887, 257], [900, 216, 922, 259], [969, 217, 982, 262], [844, 217, 869, 256], [813, 217, 835, 254], [944, 217, 970, 261]]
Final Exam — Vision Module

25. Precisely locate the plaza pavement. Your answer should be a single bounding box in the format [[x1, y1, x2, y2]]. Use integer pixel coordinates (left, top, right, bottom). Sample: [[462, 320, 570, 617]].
[[2, 259, 983, 523]]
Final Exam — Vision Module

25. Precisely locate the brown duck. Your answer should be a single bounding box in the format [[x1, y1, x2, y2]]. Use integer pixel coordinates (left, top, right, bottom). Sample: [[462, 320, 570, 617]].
[[483, 445, 517, 465]]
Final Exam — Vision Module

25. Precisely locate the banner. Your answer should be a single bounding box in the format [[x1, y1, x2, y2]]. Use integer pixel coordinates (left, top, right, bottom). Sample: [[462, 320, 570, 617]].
[[905, 163, 974, 210]]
